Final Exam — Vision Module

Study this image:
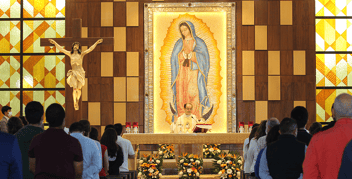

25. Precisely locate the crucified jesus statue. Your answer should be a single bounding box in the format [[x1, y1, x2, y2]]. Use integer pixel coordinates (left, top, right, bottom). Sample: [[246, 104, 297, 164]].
[[49, 38, 103, 110]]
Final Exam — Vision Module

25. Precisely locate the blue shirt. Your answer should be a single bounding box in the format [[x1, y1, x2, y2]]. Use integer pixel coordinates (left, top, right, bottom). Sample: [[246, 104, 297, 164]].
[[0, 131, 22, 179], [71, 133, 102, 179]]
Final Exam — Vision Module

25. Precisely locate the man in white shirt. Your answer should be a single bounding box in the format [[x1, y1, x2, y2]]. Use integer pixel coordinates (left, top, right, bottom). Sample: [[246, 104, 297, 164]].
[[70, 122, 102, 179], [170, 103, 204, 133], [114, 123, 135, 172], [0, 106, 12, 133]]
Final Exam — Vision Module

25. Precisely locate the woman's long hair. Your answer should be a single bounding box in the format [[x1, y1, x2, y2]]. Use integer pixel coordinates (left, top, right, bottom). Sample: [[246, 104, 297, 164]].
[[100, 128, 118, 157], [7, 117, 23, 134], [71, 42, 81, 54], [89, 127, 99, 141], [255, 120, 267, 139], [246, 126, 259, 149], [266, 125, 280, 145]]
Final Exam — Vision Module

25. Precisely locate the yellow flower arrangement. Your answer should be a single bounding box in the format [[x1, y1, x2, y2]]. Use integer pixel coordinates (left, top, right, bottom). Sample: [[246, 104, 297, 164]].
[[213, 151, 242, 179], [177, 153, 203, 179], [138, 154, 163, 179], [158, 144, 175, 159], [203, 144, 221, 158]]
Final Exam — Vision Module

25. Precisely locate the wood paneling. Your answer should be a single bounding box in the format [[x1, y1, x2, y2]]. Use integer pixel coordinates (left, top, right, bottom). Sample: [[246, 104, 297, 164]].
[[114, 2, 126, 27], [88, 77, 101, 102], [101, 77, 114, 101], [255, 1, 268, 25], [114, 52, 126, 77], [101, 102, 114, 126], [66, 0, 316, 132]]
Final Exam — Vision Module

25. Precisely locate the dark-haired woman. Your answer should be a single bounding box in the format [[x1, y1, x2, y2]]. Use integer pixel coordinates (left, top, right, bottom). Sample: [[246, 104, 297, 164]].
[[101, 128, 124, 175], [7, 117, 23, 135], [245, 120, 267, 179], [89, 127, 109, 177], [244, 126, 259, 178]]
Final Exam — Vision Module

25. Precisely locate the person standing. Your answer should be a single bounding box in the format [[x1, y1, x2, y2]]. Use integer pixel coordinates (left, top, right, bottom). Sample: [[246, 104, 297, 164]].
[[15, 101, 44, 179], [29, 103, 83, 179], [291, 106, 312, 146], [0, 131, 22, 178], [71, 121, 102, 178], [0, 106, 12, 132], [114, 123, 135, 173], [259, 118, 306, 179], [303, 93, 352, 179]]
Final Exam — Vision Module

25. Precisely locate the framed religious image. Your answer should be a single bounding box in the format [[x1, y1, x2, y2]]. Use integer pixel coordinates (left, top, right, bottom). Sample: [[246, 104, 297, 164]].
[[144, 2, 236, 133]]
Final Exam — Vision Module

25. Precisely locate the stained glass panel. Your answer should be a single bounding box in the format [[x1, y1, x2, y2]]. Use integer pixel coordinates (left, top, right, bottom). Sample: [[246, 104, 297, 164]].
[[23, 90, 65, 122], [0, 91, 20, 116], [23, 0, 65, 18], [0, 56, 20, 88], [316, 89, 352, 122], [0, 0, 21, 18], [23, 20, 65, 53], [23, 55, 65, 88], [316, 19, 352, 52], [0, 21, 21, 53], [316, 54, 352, 87], [316, 0, 352, 17]]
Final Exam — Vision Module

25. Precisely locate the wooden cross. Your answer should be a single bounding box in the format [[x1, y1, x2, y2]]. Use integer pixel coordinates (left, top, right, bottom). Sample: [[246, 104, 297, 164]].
[[40, 18, 114, 47]]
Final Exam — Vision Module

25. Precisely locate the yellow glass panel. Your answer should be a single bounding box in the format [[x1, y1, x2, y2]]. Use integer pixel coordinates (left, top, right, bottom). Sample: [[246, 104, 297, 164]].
[[316, 0, 352, 16], [22, 90, 65, 122], [0, 0, 21, 18], [0, 56, 20, 88], [255, 101, 268, 124], [268, 76, 280, 100], [316, 89, 352, 122], [316, 19, 352, 52], [23, 20, 65, 53], [23, 55, 65, 88], [316, 54, 352, 87], [0, 21, 20, 53], [0, 91, 20, 116], [23, 0, 65, 18], [88, 102, 101, 125]]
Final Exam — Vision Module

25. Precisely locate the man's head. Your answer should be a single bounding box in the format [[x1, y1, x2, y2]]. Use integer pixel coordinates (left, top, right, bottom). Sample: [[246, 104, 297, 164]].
[[279, 118, 298, 136], [89, 127, 99, 141], [290, 106, 308, 129], [69, 122, 84, 133], [334, 93, 352, 120], [266, 117, 280, 134], [46, 103, 65, 128], [114, 123, 123, 136], [1, 106, 12, 118], [79, 120, 90, 137], [25, 101, 44, 125], [184, 103, 193, 115]]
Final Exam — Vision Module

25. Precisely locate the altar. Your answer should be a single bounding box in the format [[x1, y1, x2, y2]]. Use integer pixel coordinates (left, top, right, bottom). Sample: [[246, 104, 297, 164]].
[[123, 133, 248, 171]]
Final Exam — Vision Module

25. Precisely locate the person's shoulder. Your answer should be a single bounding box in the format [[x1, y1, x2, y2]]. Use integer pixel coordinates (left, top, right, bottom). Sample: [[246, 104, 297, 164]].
[[0, 131, 16, 142], [258, 135, 266, 141]]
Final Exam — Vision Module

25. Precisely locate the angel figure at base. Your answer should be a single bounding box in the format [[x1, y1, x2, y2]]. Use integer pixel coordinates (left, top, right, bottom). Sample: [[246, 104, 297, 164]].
[[49, 38, 103, 110]]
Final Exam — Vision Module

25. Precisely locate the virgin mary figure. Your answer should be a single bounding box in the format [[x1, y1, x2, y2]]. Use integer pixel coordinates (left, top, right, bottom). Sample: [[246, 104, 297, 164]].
[[170, 21, 210, 122]]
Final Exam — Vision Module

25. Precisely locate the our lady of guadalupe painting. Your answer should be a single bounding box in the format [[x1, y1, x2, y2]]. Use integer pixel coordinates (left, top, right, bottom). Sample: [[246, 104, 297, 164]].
[[144, 3, 236, 133]]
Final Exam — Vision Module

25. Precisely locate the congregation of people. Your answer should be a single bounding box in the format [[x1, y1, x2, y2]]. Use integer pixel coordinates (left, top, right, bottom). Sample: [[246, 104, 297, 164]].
[[243, 93, 352, 179], [0, 102, 134, 179], [2, 93, 352, 179]]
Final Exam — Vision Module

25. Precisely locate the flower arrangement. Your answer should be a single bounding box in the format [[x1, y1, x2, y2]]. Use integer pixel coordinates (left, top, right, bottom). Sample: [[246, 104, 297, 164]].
[[138, 154, 163, 179], [158, 144, 175, 159], [203, 144, 221, 158], [177, 153, 203, 179], [213, 152, 243, 179]]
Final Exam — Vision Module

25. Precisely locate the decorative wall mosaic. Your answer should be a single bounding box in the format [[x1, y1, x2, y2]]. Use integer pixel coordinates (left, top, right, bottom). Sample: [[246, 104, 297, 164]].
[[23, 20, 65, 53], [0, 56, 20, 88]]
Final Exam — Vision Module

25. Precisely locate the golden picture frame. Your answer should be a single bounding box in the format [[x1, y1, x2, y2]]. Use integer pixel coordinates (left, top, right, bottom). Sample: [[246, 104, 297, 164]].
[[144, 2, 236, 133]]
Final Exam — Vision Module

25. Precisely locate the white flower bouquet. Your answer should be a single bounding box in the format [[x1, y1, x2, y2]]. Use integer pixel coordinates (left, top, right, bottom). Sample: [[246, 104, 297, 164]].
[[138, 154, 163, 179], [212, 151, 242, 179], [158, 144, 175, 159], [177, 153, 203, 179], [203, 144, 221, 158]]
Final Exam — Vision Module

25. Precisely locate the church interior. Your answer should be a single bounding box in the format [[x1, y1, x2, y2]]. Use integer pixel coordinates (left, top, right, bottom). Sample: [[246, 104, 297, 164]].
[[0, 0, 350, 178]]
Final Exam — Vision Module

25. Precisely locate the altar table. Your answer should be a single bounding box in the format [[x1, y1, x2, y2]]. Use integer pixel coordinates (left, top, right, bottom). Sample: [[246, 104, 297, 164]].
[[123, 133, 249, 170]]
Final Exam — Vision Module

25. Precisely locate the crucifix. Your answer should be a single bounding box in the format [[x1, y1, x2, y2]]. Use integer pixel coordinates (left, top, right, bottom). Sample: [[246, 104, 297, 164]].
[[41, 18, 114, 111]]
